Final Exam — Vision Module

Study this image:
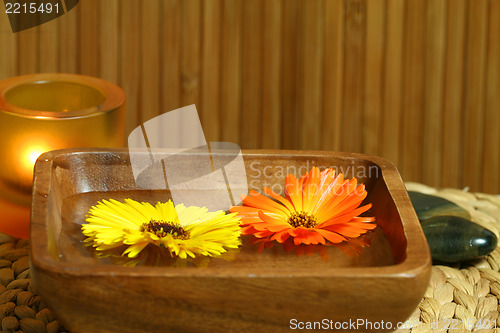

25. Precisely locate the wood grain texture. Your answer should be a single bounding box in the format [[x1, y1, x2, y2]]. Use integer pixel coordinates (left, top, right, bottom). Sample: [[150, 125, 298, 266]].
[[0, 0, 499, 193]]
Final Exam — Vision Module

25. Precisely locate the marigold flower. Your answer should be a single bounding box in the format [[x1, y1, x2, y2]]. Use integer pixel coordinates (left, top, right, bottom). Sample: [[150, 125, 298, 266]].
[[82, 199, 241, 260], [230, 167, 376, 246]]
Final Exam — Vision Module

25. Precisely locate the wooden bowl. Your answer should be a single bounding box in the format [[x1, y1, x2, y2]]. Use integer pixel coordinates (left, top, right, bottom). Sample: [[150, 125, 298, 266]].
[[30, 149, 431, 333]]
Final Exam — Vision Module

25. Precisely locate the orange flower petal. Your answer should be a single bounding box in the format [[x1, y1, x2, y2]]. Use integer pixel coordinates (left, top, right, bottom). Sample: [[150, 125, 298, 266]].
[[243, 190, 290, 218], [329, 185, 368, 217], [230, 206, 259, 212], [302, 167, 321, 212], [317, 203, 372, 228], [308, 169, 336, 211], [293, 228, 320, 245], [270, 229, 292, 243], [284, 174, 303, 211], [315, 229, 347, 243], [333, 178, 357, 200], [253, 230, 274, 238], [325, 224, 372, 238], [264, 187, 295, 212], [313, 173, 345, 216], [257, 210, 291, 226], [306, 230, 326, 245]]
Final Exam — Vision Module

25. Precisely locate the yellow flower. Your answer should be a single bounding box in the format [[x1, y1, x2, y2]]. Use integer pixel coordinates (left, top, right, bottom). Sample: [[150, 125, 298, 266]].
[[82, 199, 241, 260]]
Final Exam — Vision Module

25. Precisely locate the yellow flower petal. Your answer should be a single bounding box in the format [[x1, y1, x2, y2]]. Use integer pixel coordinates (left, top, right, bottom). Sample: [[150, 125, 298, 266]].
[[82, 198, 241, 261]]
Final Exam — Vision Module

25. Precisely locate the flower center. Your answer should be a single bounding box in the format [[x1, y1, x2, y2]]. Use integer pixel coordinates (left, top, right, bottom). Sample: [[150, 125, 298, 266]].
[[288, 211, 317, 228], [140, 220, 190, 240]]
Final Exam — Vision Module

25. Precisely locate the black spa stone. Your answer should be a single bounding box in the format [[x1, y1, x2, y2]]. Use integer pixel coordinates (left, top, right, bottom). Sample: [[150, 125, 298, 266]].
[[408, 191, 471, 221], [421, 216, 498, 263]]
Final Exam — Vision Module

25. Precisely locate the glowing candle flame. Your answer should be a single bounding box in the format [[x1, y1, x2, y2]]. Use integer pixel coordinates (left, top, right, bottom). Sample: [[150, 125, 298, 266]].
[[19, 144, 48, 182]]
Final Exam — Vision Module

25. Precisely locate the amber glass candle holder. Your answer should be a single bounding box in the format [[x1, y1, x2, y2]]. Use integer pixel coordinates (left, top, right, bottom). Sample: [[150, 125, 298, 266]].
[[0, 73, 126, 238]]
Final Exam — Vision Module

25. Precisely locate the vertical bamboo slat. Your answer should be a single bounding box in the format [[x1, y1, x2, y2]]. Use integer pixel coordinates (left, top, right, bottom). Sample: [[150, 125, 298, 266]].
[[0, 13, 17, 80], [79, 0, 99, 76], [17, 30, 38, 74], [482, 1, 500, 193], [441, 0, 466, 189], [299, 0, 324, 150], [119, 0, 141, 135], [140, 0, 161, 124], [261, 0, 282, 149], [240, 0, 263, 149], [99, 0, 119, 83], [219, 0, 242, 143], [181, 0, 202, 143], [422, 0, 446, 187], [400, 0, 425, 181], [321, 0, 343, 152], [280, 0, 300, 150], [342, 0, 366, 153], [181, 0, 201, 109], [200, 0, 221, 142], [38, 20, 58, 72], [58, 5, 78, 73], [462, 0, 488, 189], [161, 0, 181, 113], [381, 0, 404, 165], [363, 0, 384, 156]]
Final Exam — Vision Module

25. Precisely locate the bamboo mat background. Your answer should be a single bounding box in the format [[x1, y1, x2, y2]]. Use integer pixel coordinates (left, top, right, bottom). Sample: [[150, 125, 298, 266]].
[[0, 0, 499, 194]]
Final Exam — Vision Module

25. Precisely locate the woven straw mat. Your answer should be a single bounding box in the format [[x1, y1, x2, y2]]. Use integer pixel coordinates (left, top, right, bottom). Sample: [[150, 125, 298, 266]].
[[0, 183, 499, 332], [0, 234, 66, 333], [402, 183, 500, 333]]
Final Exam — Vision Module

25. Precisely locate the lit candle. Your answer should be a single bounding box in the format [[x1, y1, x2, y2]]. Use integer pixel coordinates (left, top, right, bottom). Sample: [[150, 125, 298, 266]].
[[0, 73, 126, 238]]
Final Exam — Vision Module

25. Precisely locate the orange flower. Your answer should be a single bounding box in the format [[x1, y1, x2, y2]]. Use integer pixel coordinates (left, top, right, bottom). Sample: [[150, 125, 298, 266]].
[[230, 167, 376, 246]]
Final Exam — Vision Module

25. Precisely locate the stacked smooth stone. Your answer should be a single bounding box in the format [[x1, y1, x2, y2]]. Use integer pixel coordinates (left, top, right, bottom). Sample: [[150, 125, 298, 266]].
[[408, 184, 499, 263]]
